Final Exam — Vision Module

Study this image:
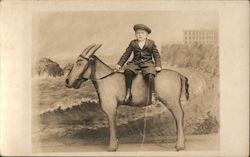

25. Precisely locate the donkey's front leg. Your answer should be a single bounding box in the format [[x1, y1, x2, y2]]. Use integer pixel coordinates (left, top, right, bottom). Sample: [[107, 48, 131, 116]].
[[102, 101, 119, 151]]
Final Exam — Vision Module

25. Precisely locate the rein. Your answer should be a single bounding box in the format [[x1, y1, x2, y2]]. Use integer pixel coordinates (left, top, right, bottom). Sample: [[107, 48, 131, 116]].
[[79, 54, 116, 81]]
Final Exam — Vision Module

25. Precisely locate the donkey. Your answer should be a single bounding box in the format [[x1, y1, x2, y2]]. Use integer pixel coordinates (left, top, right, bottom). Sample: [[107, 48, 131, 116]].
[[65, 43, 189, 151]]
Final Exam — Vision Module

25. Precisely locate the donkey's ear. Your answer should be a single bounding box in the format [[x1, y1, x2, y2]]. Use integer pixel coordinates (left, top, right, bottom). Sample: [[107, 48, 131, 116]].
[[81, 43, 96, 55], [85, 43, 102, 58]]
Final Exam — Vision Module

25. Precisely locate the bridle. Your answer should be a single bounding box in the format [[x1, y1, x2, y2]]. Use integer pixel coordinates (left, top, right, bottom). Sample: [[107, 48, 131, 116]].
[[77, 54, 115, 81]]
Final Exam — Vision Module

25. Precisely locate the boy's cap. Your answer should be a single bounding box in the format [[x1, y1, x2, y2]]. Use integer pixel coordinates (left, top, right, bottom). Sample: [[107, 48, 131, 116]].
[[133, 24, 151, 34]]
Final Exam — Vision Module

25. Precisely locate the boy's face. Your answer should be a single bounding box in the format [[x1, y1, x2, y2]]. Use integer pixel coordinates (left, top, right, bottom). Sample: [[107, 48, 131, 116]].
[[135, 29, 148, 41]]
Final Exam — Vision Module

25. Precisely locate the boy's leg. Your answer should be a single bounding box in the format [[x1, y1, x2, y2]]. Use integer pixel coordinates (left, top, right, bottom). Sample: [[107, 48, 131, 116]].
[[146, 73, 157, 104], [141, 63, 157, 104], [124, 69, 136, 104]]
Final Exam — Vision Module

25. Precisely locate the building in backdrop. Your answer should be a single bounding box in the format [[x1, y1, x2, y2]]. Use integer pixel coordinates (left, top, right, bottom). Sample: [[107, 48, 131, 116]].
[[183, 30, 218, 45]]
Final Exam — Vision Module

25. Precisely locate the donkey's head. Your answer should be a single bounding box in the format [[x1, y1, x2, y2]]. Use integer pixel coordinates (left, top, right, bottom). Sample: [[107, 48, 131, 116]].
[[65, 43, 102, 89]]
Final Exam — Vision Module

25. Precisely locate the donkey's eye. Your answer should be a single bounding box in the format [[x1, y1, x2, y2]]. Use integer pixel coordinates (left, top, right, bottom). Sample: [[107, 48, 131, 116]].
[[77, 62, 82, 66]]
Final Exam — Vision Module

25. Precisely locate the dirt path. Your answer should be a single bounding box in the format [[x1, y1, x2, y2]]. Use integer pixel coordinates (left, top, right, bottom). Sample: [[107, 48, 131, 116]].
[[38, 134, 219, 152]]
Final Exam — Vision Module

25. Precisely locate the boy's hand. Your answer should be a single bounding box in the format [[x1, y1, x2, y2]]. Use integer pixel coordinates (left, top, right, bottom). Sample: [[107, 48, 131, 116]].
[[155, 67, 162, 72], [114, 65, 121, 72]]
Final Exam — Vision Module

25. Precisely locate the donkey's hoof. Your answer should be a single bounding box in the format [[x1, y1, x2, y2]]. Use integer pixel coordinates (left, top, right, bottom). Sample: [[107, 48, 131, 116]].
[[107, 146, 117, 152], [107, 139, 119, 152], [175, 144, 185, 151]]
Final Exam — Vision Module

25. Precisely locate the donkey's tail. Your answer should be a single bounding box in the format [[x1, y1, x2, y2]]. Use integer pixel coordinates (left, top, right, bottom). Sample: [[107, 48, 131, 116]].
[[180, 75, 189, 105]]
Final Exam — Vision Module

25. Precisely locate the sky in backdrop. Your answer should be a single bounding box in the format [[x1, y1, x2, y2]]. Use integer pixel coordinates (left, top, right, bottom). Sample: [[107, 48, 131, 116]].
[[32, 11, 218, 66]]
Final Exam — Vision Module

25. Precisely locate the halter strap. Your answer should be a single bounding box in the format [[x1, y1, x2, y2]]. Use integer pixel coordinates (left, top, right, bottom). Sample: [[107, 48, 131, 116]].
[[79, 55, 116, 81], [79, 54, 90, 60]]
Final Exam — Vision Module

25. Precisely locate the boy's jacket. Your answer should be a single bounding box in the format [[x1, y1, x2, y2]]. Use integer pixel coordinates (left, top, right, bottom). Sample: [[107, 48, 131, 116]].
[[117, 39, 162, 68]]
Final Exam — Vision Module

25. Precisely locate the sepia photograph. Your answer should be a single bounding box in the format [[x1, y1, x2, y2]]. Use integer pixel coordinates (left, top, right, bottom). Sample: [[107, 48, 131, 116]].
[[0, 0, 248, 156], [32, 11, 219, 152]]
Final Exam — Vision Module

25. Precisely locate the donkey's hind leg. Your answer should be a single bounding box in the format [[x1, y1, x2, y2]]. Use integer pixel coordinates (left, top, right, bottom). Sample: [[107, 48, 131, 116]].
[[101, 101, 119, 151], [162, 99, 185, 151]]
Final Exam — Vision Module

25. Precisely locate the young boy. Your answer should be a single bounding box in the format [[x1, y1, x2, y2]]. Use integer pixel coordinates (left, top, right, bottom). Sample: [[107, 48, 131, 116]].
[[115, 24, 162, 104]]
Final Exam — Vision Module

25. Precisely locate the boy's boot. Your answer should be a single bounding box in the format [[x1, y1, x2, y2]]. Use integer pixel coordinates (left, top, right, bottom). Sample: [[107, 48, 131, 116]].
[[123, 70, 134, 104], [124, 88, 132, 104], [151, 92, 157, 104], [148, 74, 157, 104]]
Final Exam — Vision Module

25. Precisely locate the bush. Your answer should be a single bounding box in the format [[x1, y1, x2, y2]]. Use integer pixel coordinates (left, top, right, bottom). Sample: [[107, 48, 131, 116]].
[[161, 43, 219, 77]]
